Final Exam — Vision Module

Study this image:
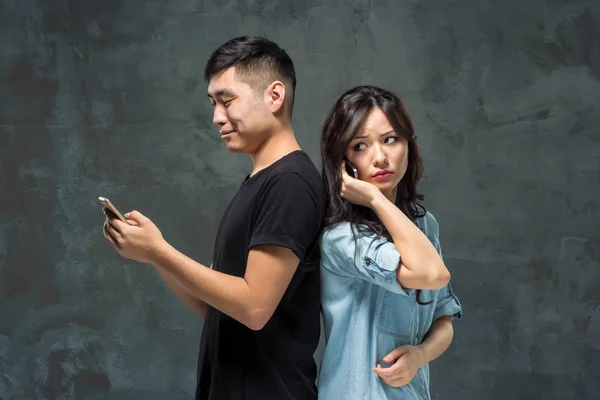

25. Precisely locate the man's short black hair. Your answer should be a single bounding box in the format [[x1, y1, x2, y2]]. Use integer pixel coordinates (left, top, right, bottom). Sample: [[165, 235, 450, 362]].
[[204, 36, 297, 114]]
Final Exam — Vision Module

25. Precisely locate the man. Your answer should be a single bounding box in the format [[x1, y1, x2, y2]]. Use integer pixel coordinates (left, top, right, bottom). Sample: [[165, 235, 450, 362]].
[[103, 36, 324, 399]]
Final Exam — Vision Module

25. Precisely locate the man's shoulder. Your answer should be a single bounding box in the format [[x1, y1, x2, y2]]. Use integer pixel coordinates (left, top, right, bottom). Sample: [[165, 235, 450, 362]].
[[271, 151, 319, 176], [263, 151, 323, 191]]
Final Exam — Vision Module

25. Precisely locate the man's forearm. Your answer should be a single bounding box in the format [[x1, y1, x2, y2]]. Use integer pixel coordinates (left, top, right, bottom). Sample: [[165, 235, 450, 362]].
[[155, 266, 209, 317], [417, 316, 454, 364], [150, 241, 259, 329]]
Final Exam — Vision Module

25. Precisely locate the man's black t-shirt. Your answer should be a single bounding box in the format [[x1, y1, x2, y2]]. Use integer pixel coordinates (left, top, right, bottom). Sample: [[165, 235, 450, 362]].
[[196, 151, 324, 400]]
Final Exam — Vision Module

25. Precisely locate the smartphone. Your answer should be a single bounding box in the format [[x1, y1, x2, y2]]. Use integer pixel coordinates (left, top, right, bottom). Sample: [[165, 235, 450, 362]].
[[344, 159, 358, 179], [98, 196, 127, 223]]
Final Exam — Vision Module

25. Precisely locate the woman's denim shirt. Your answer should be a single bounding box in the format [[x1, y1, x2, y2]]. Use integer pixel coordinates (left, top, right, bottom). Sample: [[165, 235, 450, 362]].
[[318, 211, 462, 400]]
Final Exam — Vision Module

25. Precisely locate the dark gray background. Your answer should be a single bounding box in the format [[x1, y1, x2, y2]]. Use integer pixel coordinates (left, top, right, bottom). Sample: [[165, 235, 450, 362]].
[[1, 0, 599, 399]]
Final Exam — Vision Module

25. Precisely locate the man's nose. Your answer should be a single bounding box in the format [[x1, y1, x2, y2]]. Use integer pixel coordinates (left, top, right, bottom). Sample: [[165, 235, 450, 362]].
[[213, 106, 227, 127]]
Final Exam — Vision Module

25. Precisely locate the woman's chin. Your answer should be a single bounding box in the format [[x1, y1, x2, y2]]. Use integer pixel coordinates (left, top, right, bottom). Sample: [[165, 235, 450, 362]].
[[370, 180, 396, 191], [368, 180, 399, 201]]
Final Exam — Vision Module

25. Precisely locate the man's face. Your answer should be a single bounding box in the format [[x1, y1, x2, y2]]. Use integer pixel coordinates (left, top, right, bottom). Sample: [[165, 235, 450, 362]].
[[207, 67, 272, 154]]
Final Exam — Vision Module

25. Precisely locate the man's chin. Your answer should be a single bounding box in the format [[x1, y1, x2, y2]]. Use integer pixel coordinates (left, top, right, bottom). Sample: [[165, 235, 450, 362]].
[[223, 140, 247, 153], [226, 146, 245, 153]]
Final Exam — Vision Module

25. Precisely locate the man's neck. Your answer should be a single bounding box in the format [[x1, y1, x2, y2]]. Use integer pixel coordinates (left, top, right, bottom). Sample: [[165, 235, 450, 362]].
[[249, 126, 301, 176]]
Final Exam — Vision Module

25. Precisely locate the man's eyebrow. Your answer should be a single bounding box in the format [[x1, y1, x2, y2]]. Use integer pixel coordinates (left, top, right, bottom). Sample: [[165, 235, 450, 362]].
[[207, 89, 235, 99]]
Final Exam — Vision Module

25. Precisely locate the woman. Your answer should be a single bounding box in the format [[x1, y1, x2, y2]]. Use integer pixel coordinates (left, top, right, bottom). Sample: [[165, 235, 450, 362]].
[[318, 86, 462, 399]]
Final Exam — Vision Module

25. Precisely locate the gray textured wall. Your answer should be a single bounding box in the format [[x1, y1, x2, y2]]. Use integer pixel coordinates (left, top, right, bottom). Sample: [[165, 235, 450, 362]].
[[1, 0, 599, 399]]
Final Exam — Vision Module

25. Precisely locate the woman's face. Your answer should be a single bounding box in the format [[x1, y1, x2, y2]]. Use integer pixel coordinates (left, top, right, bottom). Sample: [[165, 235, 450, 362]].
[[345, 107, 409, 202]]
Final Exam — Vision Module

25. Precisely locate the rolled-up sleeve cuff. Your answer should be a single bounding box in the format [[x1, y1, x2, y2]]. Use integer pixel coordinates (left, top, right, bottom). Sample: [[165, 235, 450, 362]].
[[433, 291, 463, 320], [360, 243, 414, 296]]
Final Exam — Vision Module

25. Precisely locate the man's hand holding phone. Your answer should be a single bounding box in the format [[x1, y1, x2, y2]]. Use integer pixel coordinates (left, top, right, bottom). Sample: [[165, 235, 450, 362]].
[[99, 197, 165, 263]]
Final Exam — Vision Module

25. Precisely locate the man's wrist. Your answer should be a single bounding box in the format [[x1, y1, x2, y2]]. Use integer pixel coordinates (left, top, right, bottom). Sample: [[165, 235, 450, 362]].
[[149, 238, 171, 265]]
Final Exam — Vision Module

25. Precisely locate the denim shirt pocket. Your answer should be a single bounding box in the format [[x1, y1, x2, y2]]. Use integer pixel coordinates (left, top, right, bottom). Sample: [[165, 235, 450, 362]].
[[377, 288, 418, 340]]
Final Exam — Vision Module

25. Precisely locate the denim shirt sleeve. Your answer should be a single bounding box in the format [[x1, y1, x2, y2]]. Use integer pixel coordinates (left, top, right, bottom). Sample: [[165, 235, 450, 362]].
[[433, 284, 463, 320], [421, 212, 463, 321], [320, 223, 414, 296]]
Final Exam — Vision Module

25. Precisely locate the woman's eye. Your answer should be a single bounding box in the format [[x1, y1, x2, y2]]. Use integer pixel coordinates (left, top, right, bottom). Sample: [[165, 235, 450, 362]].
[[384, 136, 398, 144], [353, 143, 367, 151]]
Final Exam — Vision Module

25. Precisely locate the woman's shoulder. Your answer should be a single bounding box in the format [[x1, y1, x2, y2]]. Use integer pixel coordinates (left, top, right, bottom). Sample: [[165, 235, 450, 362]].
[[418, 209, 438, 224], [323, 221, 352, 235], [415, 208, 440, 237], [321, 222, 353, 247], [322, 222, 377, 239], [320, 221, 378, 251]]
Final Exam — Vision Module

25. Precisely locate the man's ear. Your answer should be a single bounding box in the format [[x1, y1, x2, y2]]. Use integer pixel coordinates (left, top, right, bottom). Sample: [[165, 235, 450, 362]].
[[265, 80, 286, 114]]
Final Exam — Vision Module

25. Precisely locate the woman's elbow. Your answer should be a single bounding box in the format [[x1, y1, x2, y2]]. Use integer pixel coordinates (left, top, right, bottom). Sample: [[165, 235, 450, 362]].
[[433, 263, 451, 288], [397, 262, 451, 290], [423, 262, 450, 290]]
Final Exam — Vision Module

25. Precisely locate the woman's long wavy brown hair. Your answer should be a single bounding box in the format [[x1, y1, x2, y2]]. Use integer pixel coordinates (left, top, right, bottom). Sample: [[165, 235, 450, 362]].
[[320, 85, 430, 305]]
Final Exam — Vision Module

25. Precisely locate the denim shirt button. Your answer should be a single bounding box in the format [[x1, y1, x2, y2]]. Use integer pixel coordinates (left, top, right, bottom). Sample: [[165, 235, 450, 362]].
[[365, 258, 371, 265]]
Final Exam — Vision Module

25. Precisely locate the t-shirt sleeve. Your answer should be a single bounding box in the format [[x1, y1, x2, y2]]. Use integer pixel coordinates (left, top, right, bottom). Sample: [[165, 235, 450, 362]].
[[248, 173, 322, 263]]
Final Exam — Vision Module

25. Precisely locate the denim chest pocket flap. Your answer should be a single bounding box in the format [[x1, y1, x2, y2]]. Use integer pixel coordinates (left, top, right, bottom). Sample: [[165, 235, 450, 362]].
[[377, 288, 418, 338]]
